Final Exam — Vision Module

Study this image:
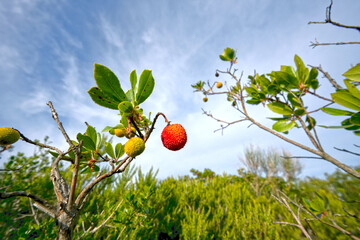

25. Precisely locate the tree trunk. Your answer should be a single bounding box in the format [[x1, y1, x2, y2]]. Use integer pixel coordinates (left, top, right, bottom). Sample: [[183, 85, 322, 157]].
[[56, 211, 78, 240]]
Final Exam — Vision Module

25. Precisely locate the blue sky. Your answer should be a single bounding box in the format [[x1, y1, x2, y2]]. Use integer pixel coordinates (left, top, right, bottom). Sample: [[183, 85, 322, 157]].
[[1, 0, 359, 179]]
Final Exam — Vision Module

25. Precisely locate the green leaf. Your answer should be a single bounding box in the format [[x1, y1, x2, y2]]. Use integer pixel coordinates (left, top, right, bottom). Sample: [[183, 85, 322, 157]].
[[136, 70, 155, 105], [343, 63, 360, 82], [318, 125, 348, 129], [306, 116, 316, 131], [115, 143, 125, 159], [105, 142, 115, 159], [244, 85, 259, 97], [129, 70, 138, 103], [102, 126, 114, 132], [306, 67, 318, 86], [267, 102, 293, 115], [268, 116, 291, 121], [94, 63, 128, 102], [268, 84, 280, 96], [81, 167, 92, 174], [88, 87, 118, 110], [126, 90, 136, 104], [118, 101, 133, 114], [272, 71, 299, 88], [121, 115, 129, 128], [130, 69, 137, 90], [85, 125, 97, 145], [272, 120, 296, 132], [294, 109, 305, 116], [344, 79, 360, 99], [280, 65, 297, 78], [77, 133, 96, 151], [219, 48, 235, 61], [321, 107, 354, 116], [294, 55, 308, 83], [302, 198, 311, 208], [92, 165, 100, 172], [95, 132, 102, 149], [331, 91, 360, 111], [246, 99, 261, 105], [48, 151, 59, 158], [350, 112, 360, 125], [309, 78, 319, 90], [354, 130, 360, 136], [288, 93, 303, 108]]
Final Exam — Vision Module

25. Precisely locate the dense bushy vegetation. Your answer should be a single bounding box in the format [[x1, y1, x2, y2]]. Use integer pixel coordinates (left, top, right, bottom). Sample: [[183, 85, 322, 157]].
[[1, 145, 359, 239]]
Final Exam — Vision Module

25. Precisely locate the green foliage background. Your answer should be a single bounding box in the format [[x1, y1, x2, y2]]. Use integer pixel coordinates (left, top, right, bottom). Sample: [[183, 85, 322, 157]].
[[1, 145, 359, 239]]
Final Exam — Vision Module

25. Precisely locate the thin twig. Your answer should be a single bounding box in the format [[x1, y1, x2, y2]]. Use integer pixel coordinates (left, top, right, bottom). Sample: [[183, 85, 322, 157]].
[[145, 112, 170, 142], [29, 198, 40, 225], [0, 191, 56, 217], [308, 0, 360, 32], [19, 132, 62, 154], [334, 147, 360, 157], [310, 41, 360, 48], [89, 200, 123, 234]]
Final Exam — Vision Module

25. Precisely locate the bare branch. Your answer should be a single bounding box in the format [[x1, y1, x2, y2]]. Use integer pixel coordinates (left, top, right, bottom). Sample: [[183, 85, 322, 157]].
[[310, 41, 360, 48], [202, 108, 248, 133], [0, 191, 56, 218], [334, 147, 360, 157], [89, 200, 123, 234], [47, 101, 77, 152], [251, 116, 360, 178], [281, 156, 323, 160], [279, 191, 360, 240], [272, 194, 313, 239], [29, 198, 40, 225], [19, 132, 62, 154], [68, 140, 83, 211], [51, 153, 70, 203], [342, 208, 359, 219], [308, 0, 360, 32], [0, 145, 11, 154], [75, 156, 131, 207], [308, 65, 342, 90]]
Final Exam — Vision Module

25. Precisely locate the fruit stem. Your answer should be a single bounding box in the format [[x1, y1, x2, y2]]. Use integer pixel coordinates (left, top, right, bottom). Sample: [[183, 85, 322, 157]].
[[144, 112, 170, 143], [158, 112, 171, 125]]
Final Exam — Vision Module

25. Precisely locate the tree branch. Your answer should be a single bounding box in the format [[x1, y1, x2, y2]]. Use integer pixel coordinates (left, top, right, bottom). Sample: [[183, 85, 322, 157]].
[[310, 41, 360, 49], [308, 0, 360, 32], [0, 191, 56, 218], [145, 112, 170, 142], [88, 200, 123, 235], [75, 156, 131, 208], [334, 147, 360, 157]]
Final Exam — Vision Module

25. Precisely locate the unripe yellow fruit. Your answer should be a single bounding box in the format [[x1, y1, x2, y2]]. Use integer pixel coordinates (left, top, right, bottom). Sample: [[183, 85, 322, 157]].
[[114, 128, 126, 137], [124, 137, 145, 157], [0, 128, 20, 145], [216, 82, 223, 88]]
